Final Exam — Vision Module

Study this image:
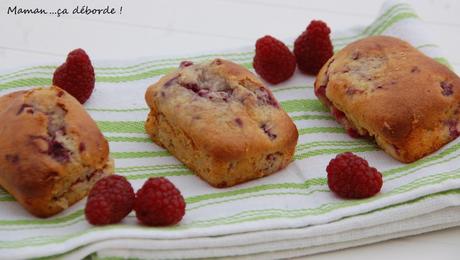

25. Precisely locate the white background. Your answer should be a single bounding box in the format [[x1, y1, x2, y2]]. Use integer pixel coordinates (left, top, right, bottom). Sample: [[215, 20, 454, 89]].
[[1, 0, 459, 259]]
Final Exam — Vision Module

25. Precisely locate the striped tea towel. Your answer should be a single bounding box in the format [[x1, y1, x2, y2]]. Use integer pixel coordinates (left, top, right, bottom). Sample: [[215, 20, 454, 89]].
[[0, 0, 459, 259]]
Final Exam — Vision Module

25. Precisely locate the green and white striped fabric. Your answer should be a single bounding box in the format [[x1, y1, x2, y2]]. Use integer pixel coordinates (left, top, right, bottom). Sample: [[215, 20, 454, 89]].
[[1, 1, 460, 259]]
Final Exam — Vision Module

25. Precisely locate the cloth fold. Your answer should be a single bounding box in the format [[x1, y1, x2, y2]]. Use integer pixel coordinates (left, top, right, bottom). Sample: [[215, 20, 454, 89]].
[[65, 191, 460, 259], [0, 0, 459, 259]]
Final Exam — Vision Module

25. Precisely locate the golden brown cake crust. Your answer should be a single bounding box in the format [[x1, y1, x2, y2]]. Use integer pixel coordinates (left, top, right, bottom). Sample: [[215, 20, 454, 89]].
[[314, 36, 460, 163], [145, 59, 298, 187], [0, 86, 113, 217]]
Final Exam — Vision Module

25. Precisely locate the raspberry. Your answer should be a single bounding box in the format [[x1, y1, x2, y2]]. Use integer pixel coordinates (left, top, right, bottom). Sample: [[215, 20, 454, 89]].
[[85, 196, 113, 225], [253, 35, 296, 84], [134, 177, 186, 226], [326, 152, 383, 199], [85, 175, 135, 225], [53, 48, 95, 104], [294, 20, 333, 75]]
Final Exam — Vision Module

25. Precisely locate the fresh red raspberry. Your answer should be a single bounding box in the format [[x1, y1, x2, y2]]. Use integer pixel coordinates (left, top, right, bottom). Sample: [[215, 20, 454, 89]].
[[134, 177, 186, 226], [326, 152, 383, 199], [85, 175, 135, 225], [253, 35, 296, 84], [84, 196, 113, 225], [53, 48, 95, 104], [294, 20, 333, 75]]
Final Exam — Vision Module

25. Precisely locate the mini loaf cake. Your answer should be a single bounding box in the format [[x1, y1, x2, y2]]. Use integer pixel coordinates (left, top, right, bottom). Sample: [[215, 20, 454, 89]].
[[145, 59, 298, 187], [314, 36, 460, 163], [0, 86, 113, 217]]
